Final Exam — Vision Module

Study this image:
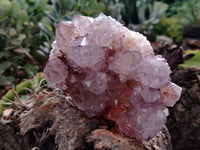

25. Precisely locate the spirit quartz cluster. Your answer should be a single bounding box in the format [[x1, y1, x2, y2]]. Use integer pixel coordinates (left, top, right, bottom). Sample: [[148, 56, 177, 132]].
[[44, 13, 182, 141]]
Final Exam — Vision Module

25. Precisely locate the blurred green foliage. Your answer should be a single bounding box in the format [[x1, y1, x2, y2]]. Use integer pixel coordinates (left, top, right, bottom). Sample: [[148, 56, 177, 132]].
[[40, 0, 123, 42], [39, 0, 106, 41], [119, 0, 200, 42], [176, 0, 200, 26], [153, 0, 200, 43], [0, 0, 200, 94], [154, 17, 183, 42], [0, 0, 52, 90], [120, 0, 168, 35]]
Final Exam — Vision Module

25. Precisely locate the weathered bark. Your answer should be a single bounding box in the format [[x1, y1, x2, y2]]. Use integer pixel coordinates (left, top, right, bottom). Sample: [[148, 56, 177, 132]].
[[155, 42, 200, 150], [2, 42, 199, 150], [0, 89, 171, 150]]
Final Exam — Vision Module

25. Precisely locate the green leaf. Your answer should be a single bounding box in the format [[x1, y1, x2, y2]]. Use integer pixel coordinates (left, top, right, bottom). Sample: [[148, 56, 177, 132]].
[[89, 0, 105, 13], [37, 0, 51, 12], [0, 62, 10, 74], [0, 34, 7, 49], [38, 22, 53, 36], [10, 1, 21, 18], [16, 0, 28, 10], [0, 75, 45, 116], [27, 0, 40, 13], [23, 63, 39, 75], [0, 75, 15, 86], [0, 51, 10, 59], [179, 50, 200, 69], [16, 10, 28, 26], [0, 0, 11, 21]]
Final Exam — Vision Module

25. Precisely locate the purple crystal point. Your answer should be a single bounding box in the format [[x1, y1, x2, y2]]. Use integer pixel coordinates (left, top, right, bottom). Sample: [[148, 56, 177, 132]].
[[44, 13, 182, 141]]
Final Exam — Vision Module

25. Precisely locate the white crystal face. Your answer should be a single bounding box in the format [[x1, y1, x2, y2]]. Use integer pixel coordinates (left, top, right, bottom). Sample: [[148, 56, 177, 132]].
[[123, 31, 154, 56], [89, 13, 124, 48], [82, 71, 108, 95], [109, 50, 142, 82], [56, 22, 78, 52], [133, 107, 168, 140], [71, 88, 108, 117], [44, 58, 68, 90], [49, 41, 60, 58], [132, 85, 162, 103], [135, 56, 171, 88], [66, 43, 106, 71], [72, 15, 94, 36]]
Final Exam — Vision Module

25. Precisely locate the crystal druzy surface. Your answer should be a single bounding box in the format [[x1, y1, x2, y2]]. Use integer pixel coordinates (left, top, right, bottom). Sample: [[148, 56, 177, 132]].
[[44, 13, 182, 141]]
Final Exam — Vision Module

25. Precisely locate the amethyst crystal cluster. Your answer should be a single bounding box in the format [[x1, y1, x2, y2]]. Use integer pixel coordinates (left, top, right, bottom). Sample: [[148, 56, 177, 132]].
[[44, 13, 182, 141]]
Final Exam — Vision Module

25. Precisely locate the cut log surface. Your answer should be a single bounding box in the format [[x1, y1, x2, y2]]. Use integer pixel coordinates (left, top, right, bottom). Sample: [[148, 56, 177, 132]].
[[0, 89, 172, 150]]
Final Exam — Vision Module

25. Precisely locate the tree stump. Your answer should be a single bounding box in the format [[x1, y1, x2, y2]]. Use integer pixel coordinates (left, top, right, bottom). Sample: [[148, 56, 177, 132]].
[[2, 42, 199, 150], [0, 89, 172, 150], [155, 42, 200, 150]]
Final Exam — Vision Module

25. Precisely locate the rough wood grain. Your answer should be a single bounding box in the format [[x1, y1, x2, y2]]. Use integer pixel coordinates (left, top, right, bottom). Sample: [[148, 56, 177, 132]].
[[155, 42, 200, 150], [0, 89, 172, 150]]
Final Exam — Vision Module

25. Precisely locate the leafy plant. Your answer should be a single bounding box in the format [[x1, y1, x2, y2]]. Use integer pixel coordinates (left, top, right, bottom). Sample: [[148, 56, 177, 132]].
[[153, 0, 200, 43], [0, 74, 46, 115], [100, 0, 124, 21], [176, 0, 200, 25], [179, 50, 200, 69], [139, 1, 168, 31], [0, 0, 125, 94], [120, 0, 168, 33], [0, 0, 52, 92], [120, 0, 140, 24], [39, 0, 106, 38], [154, 17, 183, 42], [166, 0, 186, 17]]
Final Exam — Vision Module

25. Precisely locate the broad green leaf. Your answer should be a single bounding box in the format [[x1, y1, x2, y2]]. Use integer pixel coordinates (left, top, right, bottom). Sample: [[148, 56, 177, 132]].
[[89, 0, 105, 13], [10, 1, 21, 18], [23, 63, 39, 75], [0, 75, 15, 85], [16, 10, 29, 26], [0, 0, 11, 21], [179, 50, 200, 69]]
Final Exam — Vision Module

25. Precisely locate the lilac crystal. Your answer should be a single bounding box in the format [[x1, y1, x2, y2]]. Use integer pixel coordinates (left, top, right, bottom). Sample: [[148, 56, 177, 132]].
[[44, 13, 182, 141]]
